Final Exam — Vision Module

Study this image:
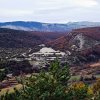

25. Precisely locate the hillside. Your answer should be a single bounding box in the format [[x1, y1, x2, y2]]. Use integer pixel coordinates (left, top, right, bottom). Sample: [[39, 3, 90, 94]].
[[48, 27, 100, 51], [47, 27, 100, 64], [72, 27, 100, 41], [0, 28, 62, 48]]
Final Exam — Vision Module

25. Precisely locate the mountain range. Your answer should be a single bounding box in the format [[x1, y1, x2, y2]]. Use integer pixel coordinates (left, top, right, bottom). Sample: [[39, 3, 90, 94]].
[[0, 24, 100, 64], [0, 21, 100, 32]]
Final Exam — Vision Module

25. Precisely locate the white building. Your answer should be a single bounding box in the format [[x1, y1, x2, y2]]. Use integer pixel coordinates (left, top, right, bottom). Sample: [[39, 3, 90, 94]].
[[30, 47, 65, 61]]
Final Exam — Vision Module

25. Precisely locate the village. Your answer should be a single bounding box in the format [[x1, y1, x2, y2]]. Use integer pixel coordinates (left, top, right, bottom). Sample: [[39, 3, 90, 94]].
[[0, 44, 100, 94]]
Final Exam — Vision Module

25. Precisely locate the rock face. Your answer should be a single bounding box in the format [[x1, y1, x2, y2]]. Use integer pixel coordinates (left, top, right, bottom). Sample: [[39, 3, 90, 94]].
[[47, 27, 100, 64], [69, 33, 100, 50], [48, 27, 100, 51]]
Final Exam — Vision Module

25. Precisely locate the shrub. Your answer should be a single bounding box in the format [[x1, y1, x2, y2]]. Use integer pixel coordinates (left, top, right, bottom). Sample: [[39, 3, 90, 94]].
[[92, 79, 100, 100], [69, 82, 92, 100], [1, 60, 100, 100]]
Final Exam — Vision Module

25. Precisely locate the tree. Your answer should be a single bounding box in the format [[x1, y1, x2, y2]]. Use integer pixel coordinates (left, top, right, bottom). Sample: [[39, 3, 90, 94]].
[[0, 68, 7, 92], [0, 69, 7, 82], [19, 59, 71, 100], [0, 60, 71, 100], [2, 60, 99, 100], [93, 79, 100, 100], [70, 82, 92, 100]]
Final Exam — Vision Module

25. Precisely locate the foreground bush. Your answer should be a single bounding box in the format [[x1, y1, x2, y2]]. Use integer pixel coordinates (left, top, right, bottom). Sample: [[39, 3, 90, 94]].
[[69, 82, 93, 100], [92, 79, 100, 100], [0, 60, 100, 100]]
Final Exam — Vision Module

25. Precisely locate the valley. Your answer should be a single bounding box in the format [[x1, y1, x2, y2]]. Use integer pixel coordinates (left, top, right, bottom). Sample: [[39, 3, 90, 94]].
[[0, 26, 100, 98], [1, 0, 100, 99]]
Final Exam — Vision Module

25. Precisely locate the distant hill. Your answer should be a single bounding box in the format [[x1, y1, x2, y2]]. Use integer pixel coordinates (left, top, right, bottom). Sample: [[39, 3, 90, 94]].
[[47, 27, 100, 64], [47, 27, 100, 53], [0, 21, 100, 32], [0, 28, 62, 48]]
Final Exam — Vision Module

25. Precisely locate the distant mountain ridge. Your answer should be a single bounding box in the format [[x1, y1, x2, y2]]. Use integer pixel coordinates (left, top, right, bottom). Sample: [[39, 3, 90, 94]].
[[0, 21, 100, 32]]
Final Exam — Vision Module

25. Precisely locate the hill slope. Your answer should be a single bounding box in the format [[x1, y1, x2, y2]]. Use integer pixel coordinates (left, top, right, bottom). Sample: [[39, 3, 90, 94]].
[[47, 27, 100, 65], [0, 28, 62, 48], [47, 27, 100, 55]]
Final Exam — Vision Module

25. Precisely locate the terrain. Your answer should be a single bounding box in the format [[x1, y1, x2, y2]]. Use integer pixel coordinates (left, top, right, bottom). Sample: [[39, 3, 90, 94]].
[[47, 27, 100, 68], [0, 26, 100, 97], [47, 27, 100, 55], [0, 28, 63, 48]]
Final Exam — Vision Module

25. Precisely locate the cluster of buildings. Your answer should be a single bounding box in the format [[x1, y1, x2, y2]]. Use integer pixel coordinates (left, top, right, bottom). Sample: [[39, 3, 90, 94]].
[[29, 47, 65, 62], [8, 46, 67, 67]]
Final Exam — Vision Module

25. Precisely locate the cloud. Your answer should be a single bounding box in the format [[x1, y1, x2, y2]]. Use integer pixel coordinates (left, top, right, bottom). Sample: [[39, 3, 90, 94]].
[[0, 9, 33, 17], [0, 0, 99, 23], [33, 0, 99, 16], [73, 0, 98, 7], [34, 0, 98, 10]]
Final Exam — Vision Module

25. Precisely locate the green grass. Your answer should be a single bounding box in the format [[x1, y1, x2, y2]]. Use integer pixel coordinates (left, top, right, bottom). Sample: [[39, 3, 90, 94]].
[[69, 74, 100, 82], [96, 75, 100, 78], [69, 75, 80, 81], [0, 68, 5, 71]]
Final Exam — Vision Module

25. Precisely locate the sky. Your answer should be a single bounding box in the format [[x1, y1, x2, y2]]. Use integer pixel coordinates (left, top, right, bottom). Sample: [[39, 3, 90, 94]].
[[0, 0, 100, 23]]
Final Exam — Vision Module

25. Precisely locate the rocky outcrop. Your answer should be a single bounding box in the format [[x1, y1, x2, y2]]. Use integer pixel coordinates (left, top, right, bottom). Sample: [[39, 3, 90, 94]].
[[47, 27, 100, 65]]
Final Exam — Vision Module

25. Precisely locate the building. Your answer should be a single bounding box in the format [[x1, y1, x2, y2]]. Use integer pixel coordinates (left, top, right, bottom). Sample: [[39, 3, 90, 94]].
[[30, 47, 65, 61]]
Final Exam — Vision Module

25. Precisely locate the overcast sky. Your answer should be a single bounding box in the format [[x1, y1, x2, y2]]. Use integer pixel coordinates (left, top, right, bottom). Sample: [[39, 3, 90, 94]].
[[0, 0, 100, 23]]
